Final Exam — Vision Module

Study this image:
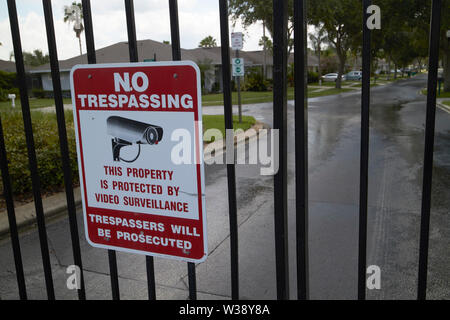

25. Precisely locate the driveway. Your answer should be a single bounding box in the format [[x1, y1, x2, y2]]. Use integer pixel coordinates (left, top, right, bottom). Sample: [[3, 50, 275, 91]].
[[0, 74, 448, 300]]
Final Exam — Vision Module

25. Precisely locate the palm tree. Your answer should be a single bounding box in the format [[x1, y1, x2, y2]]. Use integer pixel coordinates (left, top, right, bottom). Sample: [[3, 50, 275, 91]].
[[198, 36, 217, 48], [64, 2, 84, 56]]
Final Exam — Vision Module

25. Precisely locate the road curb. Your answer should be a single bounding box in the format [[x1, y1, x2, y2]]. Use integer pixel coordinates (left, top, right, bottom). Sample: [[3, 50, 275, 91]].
[[0, 121, 267, 239], [0, 187, 82, 240], [437, 100, 450, 113], [203, 120, 268, 161]]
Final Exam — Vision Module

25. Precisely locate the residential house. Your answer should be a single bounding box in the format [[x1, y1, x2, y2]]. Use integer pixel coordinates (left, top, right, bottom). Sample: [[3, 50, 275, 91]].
[[29, 39, 321, 94]]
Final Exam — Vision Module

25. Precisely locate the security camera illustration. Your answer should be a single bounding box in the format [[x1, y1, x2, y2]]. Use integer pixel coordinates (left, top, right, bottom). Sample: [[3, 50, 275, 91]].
[[106, 116, 163, 163]]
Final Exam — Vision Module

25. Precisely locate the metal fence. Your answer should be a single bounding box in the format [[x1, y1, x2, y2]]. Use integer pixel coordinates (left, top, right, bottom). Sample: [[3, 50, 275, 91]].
[[0, 0, 444, 300]]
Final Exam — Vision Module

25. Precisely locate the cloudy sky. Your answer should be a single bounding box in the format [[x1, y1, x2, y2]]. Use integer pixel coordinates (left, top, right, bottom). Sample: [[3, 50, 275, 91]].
[[0, 0, 266, 61]]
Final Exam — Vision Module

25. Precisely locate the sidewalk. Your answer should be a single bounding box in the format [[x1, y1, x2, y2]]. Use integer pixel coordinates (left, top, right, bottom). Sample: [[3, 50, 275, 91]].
[[0, 188, 82, 239], [437, 98, 450, 113]]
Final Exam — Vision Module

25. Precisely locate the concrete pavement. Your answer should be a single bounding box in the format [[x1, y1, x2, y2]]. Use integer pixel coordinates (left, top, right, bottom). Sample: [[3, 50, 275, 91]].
[[1, 74, 449, 300]]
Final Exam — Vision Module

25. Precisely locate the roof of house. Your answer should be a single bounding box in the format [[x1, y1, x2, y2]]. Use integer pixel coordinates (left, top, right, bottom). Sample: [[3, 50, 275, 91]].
[[30, 39, 319, 73], [0, 59, 16, 73]]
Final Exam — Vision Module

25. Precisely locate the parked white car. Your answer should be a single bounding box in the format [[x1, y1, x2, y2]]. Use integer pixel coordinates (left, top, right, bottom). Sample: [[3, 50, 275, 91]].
[[322, 73, 344, 82]]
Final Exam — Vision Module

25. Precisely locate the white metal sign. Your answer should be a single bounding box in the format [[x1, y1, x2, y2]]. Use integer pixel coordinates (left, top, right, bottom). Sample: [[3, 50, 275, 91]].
[[70, 61, 207, 262], [231, 32, 243, 51]]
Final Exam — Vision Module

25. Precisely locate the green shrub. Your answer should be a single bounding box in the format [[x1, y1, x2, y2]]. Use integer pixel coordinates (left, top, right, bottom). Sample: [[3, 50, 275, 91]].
[[0, 71, 18, 102], [0, 88, 7, 102], [0, 71, 16, 89], [307, 71, 319, 83], [287, 64, 319, 85], [0, 110, 79, 195], [287, 63, 294, 87], [211, 82, 220, 93], [244, 69, 268, 92], [0, 88, 20, 102], [32, 88, 46, 98]]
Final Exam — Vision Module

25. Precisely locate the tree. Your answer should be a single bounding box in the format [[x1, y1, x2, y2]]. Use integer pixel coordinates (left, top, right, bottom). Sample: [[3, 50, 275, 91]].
[[259, 34, 272, 79], [196, 58, 214, 94], [309, 0, 361, 89], [309, 24, 327, 81], [413, 0, 450, 92], [198, 36, 217, 48], [64, 2, 84, 56], [258, 35, 273, 54], [374, 0, 450, 89], [229, 0, 295, 53], [20, 49, 50, 66]]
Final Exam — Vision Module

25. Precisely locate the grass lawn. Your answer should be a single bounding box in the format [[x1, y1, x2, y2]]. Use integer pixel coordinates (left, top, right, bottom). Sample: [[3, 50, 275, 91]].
[[202, 114, 256, 142], [202, 87, 354, 106], [421, 89, 450, 98], [443, 100, 450, 107], [0, 97, 72, 111], [308, 81, 338, 87], [0, 86, 355, 111]]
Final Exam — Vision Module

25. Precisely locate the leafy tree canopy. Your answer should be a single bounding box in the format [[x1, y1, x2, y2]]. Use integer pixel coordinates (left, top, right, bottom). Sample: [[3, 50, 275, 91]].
[[198, 36, 218, 48], [22, 49, 50, 67]]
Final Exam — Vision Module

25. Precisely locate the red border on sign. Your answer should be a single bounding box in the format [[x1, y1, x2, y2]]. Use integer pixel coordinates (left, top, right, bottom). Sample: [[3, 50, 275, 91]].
[[71, 62, 206, 262]]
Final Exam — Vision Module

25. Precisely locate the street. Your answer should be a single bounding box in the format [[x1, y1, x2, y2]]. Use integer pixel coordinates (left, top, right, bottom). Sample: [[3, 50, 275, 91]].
[[0, 74, 449, 299]]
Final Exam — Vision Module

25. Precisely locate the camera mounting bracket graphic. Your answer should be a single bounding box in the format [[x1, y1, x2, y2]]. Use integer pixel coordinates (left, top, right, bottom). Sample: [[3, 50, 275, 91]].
[[112, 137, 133, 162], [107, 116, 163, 163]]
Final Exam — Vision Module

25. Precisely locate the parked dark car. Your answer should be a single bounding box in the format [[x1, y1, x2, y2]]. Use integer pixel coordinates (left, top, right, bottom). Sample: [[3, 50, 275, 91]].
[[343, 71, 362, 81]]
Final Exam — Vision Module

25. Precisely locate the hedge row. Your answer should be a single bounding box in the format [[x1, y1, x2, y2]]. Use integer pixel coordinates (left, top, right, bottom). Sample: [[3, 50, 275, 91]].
[[0, 71, 19, 102], [0, 110, 79, 196]]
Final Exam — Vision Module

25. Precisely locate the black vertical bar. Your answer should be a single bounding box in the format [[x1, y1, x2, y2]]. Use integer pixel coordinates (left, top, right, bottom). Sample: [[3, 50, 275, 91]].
[[0, 117, 27, 300], [273, 0, 289, 300], [417, 0, 442, 301], [145, 256, 156, 300], [124, 0, 138, 62], [124, 0, 157, 300], [187, 262, 197, 300], [294, 0, 309, 300], [108, 251, 120, 300], [219, 0, 239, 300], [7, 0, 55, 300], [168, 0, 197, 300], [42, 0, 86, 300], [82, 0, 120, 300], [168, 0, 181, 61], [82, 0, 96, 64], [358, 0, 371, 300]]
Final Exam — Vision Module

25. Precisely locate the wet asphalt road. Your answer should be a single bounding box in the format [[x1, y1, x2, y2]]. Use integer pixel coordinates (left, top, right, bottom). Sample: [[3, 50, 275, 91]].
[[0, 74, 448, 299]]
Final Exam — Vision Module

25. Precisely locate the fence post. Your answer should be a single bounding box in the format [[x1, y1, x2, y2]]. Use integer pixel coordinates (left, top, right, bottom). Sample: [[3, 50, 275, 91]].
[[82, 0, 121, 300], [294, 0, 309, 300], [417, 0, 442, 300], [123, 0, 157, 301], [272, 0, 289, 300], [358, 0, 372, 301], [219, 0, 240, 300], [7, 0, 55, 300], [42, 0, 86, 300], [0, 116, 27, 300], [168, 0, 197, 300]]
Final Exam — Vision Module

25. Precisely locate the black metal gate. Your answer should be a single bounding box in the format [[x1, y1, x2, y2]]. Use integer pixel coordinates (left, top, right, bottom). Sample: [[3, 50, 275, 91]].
[[0, 0, 444, 300]]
